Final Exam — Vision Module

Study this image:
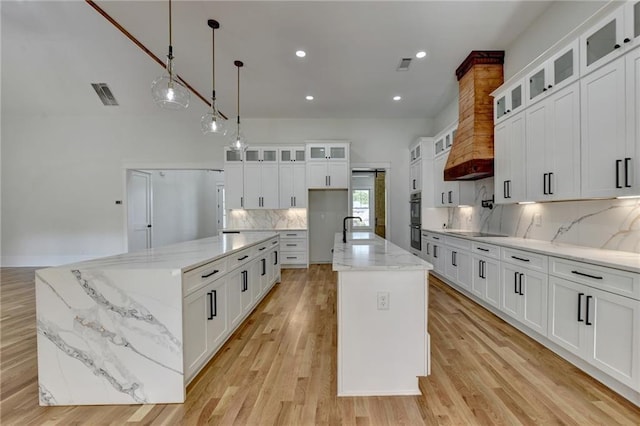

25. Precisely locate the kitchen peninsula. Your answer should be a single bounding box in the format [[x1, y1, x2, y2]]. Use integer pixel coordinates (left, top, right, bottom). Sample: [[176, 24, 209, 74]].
[[35, 232, 280, 405], [333, 232, 432, 396]]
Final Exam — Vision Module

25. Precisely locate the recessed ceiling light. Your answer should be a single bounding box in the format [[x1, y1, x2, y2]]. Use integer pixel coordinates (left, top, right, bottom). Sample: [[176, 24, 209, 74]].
[[305, 95, 314, 101], [393, 96, 402, 101], [416, 51, 427, 59], [296, 50, 306, 58]]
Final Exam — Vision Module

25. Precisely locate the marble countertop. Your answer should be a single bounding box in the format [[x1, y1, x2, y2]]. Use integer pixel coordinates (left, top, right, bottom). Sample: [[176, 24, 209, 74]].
[[333, 232, 433, 272], [44, 232, 279, 273], [424, 229, 640, 273], [222, 228, 307, 232]]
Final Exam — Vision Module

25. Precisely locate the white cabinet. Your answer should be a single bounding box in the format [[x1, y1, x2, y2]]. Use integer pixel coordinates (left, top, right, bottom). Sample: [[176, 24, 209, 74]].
[[183, 277, 228, 381], [279, 146, 305, 163], [626, 45, 640, 196], [279, 163, 306, 208], [433, 154, 447, 207], [580, 3, 640, 75], [425, 233, 445, 275], [444, 247, 471, 290], [224, 163, 244, 209], [410, 160, 422, 193], [227, 268, 244, 328], [526, 82, 581, 201], [581, 55, 637, 198], [306, 142, 350, 189], [549, 276, 640, 390], [494, 112, 527, 203], [471, 242, 501, 309], [526, 40, 579, 105], [243, 163, 279, 209], [433, 152, 474, 207], [280, 230, 308, 267], [494, 79, 525, 123], [244, 147, 278, 163], [501, 263, 548, 336]]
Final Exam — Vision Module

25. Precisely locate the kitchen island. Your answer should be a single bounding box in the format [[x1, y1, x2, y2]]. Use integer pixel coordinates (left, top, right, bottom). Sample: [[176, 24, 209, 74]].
[[35, 232, 280, 405], [333, 232, 432, 396]]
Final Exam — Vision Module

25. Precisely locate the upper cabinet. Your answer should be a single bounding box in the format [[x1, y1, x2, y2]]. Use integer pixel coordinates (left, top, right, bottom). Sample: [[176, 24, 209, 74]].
[[526, 40, 579, 105], [409, 139, 423, 193], [279, 147, 306, 163], [244, 147, 278, 163], [494, 112, 527, 204], [581, 2, 640, 75], [306, 142, 350, 189], [494, 79, 525, 124], [279, 146, 306, 208], [410, 142, 421, 162], [431, 123, 474, 207]]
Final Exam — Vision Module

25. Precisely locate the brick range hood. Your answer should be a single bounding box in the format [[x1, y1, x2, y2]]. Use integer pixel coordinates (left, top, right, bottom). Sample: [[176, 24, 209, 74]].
[[444, 51, 504, 181]]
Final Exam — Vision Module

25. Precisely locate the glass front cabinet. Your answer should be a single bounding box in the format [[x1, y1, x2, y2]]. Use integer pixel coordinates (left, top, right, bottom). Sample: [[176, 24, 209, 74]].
[[525, 40, 579, 105], [494, 79, 525, 123]]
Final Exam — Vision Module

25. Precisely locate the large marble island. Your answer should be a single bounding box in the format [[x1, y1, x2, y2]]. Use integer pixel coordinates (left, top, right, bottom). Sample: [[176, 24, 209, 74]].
[[333, 232, 433, 396], [36, 232, 280, 405]]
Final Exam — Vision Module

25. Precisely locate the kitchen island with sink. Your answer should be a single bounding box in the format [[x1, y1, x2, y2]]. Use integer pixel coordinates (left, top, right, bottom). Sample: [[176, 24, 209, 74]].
[[333, 232, 432, 396]]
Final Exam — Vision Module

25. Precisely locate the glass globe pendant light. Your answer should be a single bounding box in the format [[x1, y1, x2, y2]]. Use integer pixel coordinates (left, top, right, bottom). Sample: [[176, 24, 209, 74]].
[[200, 19, 227, 135], [229, 60, 248, 151], [151, 0, 190, 109]]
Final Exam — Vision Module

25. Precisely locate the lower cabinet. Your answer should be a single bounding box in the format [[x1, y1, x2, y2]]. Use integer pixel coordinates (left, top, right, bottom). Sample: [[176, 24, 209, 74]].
[[548, 276, 640, 390], [500, 263, 548, 336], [472, 255, 501, 309], [183, 277, 228, 381], [444, 247, 471, 290]]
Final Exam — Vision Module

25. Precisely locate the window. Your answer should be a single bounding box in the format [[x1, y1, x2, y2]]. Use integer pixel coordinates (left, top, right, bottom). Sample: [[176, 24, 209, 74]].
[[352, 189, 371, 227]]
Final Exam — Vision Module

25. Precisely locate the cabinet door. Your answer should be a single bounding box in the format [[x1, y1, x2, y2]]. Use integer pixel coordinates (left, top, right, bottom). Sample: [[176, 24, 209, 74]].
[[501, 264, 521, 319], [547, 82, 581, 200], [484, 258, 501, 309], [549, 40, 579, 92], [252, 258, 265, 303], [548, 277, 588, 357], [456, 250, 472, 290], [207, 280, 228, 351], [526, 100, 549, 200], [327, 162, 348, 188], [308, 145, 327, 161], [526, 65, 548, 104], [444, 247, 457, 284], [227, 269, 243, 328], [279, 164, 294, 208], [626, 46, 640, 194], [432, 243, 445, 275], [433, 155, 447, 206], [587, 286, 640, 389], [183, 286, 209, 379], [292, 164, 307, 207], [261, 163, 279, 208], [581, 8, 625, 74], [494, 122, 509, 204], [521, 269, 548, 336], [240, 268, 252, 313], [471, 257, 486, 298], [508, 113, 527, 202], [626, 1, 640, 50], [224, 163, 244, 209], [243, 164, 262, 209], [307, 162, 328, 188], [581, 56, 627, 198]]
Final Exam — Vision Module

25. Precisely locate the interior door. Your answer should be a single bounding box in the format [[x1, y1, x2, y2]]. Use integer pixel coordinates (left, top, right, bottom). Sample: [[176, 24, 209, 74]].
[[374, 171, 386, 238], [127, 170, 152, 252]]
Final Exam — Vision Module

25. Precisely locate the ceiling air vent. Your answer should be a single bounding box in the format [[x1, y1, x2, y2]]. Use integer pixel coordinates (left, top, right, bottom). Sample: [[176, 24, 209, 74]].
[[91, 83, 119, 106], [397, 57, 412, 71]]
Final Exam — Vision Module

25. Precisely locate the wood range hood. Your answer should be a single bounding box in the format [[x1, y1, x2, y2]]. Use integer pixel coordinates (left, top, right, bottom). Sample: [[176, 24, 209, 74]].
[[444, 51, 504, 181]]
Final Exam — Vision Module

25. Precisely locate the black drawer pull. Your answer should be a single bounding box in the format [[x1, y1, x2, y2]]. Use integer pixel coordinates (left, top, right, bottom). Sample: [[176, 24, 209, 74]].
[[201, 269, 220, 279], [477, 247, 489, 252], [259, 247, 266, 251], [272, 241, 278, 245], [238, 255, 249, 261], [286, 244, 297, 247], [286, 256, 297, 259], [577, 293, 584, 322], [286, 233, 297, 236], [511, 255, 530, 262], [571, 270, 603, 280], [514, 272, 518, 294], [433, 236, 440, 240], [207, 290, 217, 319], [518, 273, 524, 295]]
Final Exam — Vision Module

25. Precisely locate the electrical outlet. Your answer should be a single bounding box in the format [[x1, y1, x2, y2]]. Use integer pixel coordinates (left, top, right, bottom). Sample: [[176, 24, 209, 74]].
[[534, 213, 542, 226], [377, 292, 389, 310]]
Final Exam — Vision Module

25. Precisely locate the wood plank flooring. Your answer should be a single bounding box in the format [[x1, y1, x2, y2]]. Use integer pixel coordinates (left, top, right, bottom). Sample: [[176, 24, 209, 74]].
[[1, 265, 639, 425]]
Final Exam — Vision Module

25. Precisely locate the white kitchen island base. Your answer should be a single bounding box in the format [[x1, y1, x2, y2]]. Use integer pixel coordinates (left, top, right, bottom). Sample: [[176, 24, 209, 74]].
[[333, 232, 432, 397]]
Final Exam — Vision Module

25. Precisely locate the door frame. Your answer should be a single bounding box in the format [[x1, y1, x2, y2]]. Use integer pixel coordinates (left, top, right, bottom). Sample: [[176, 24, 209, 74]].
[[350, 162, 391, 241], [126, 170, 153, 252]]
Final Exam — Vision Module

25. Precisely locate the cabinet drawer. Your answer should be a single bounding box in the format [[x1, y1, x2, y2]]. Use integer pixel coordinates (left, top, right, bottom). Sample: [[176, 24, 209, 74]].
[[281, 239, 306, 252], [281, 252, 307, 264], [255, 237, 279, 254], [502, 247, 548, 272], [427, 233, 445, 243], [472, 242, 501, 260], [550, 257, 640, 300], [183, 258, 227, 295], [228, 247, 255, 269], [280, 231, 307, 239], [445, 236, 472, 250]]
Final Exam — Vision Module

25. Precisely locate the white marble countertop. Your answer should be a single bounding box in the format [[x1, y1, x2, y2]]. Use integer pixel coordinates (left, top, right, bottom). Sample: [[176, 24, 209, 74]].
[[424, 229, 640, 273], [332, 232, 433, 272], [48, 232, 278, 272], [222, 228, 307, 232]]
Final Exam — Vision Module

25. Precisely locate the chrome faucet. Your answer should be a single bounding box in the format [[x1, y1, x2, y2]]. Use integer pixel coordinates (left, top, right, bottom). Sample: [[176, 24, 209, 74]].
[[343, 216, 362, 243]]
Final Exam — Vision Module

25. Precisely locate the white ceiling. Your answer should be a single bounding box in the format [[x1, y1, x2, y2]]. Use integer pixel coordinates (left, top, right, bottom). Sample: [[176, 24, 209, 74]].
[[1, 1, 553, 120]]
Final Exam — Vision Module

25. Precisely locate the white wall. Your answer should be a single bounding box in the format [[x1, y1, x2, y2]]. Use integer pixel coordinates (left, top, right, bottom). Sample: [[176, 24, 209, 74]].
[[1, 114, 431, 266], [149, 170, 220, 248]]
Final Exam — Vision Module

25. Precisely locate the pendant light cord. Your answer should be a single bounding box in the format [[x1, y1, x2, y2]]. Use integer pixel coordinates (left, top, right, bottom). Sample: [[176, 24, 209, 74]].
[[236, 62, 241, 127], [211, 26, 215, 102]]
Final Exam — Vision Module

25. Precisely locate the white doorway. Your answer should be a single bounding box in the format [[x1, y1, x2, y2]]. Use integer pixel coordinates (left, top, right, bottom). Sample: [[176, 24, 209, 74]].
[[127, 170, 152, 252]]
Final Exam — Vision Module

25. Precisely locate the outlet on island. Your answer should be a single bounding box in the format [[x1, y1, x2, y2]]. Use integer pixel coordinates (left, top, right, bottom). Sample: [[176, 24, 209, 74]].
[[377, 292, 390, 310]]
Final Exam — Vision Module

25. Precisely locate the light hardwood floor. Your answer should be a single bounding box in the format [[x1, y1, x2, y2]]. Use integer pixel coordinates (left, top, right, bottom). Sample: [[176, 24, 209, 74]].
[[1, 265, 639, 425]]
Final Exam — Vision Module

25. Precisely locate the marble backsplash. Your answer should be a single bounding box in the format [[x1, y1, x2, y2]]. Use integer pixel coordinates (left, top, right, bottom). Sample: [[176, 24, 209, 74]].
[[226, 208, 307, 230], [434, 178, 640, 254]]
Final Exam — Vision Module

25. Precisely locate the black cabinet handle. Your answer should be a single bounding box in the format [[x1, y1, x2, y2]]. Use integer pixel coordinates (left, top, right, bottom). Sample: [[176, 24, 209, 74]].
[[433, 236, 440, 240], [286, 256, 297, 259], [518, 273, 524, 295], [201, 269, 220, 279], [448, 191, 452, 204], [259, 247, 267, 251], [434, 245, 438, 258], [477, 247, 489, 252], [577, 292, 584, 322], [614, 44, 621, 49], [514, 271, 519, 294], [452, 251, 457, 267], [549, 172, 554, 194], [625, 158, 631, 188], [293, 196, 297, 206], [238, 255, 249, 261], [482, 261, 487, 279], [286, 243, 296, 247], [585, 295, 593, 325], [624, 38, 631, 43], [413, 179, 416, 190], [274, 251, 278, 265], [571, 270, 603, 280], [506, 109, 511, 113], [240, 271, 247, 292], [441, 192, 445, 204], [616, 159, 622, 188], [272, 240, 278, 244], [511, 255, 530, 262], [291, 196, 294, 207], [548, 85, 553, 89], [543, 173, 548, 195], [261, 258, 266, 276], [208, 290, 217, 320], [478, 260, 483, 278], [504, 180, 508, 199], [426, 242, 430, 256]]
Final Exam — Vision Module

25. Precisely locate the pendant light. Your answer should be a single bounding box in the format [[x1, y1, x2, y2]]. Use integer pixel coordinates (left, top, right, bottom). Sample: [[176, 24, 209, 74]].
[[200, 19, 227, 135], [151, 0, 190, 109], [229, 60, 248, 151]]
